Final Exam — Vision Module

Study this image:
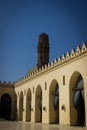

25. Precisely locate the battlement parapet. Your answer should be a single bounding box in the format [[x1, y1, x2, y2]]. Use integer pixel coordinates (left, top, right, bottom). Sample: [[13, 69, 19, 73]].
[[15, 42, 87, 86], [0, 81, 14, 87]]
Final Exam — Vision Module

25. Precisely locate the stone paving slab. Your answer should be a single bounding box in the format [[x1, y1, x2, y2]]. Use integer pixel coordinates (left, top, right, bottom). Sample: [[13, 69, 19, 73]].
[[0, 121, 86, 130]]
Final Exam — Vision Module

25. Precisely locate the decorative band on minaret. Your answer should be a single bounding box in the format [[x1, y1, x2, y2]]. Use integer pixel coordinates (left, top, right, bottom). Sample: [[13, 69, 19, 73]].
[[37, 33, 50, 68]]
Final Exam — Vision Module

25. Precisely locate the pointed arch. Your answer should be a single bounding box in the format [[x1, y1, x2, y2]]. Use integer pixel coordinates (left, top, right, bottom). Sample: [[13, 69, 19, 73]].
[[35, 85, 42, 122], [26, 88, 31, 121], [69, 71, 85, 126], [0, 93, 11, 120], [49, 79, 59, 124]]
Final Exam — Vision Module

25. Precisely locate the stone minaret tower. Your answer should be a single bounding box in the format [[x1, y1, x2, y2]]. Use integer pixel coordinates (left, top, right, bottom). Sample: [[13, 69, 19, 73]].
[[37, 33, 50, 68]]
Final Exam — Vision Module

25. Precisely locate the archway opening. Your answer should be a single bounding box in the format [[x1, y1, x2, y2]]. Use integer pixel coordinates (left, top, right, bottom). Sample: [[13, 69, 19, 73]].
[[0, 94, 11, 120], [49, 80, 59, 124], [35, 85, 42, 122], [19, 91, 23, 121], [70, 72, 85, 126], [26, 88, 31, 121]]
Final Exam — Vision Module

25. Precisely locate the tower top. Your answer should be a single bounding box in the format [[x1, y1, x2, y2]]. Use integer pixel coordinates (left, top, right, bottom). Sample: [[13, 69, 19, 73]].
[[37, 32, 50, 68], [38, 32, 49, 44]]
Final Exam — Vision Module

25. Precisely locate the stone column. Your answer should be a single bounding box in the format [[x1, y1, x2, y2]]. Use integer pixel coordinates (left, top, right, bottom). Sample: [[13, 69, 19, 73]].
[[17, 93, 19, 121], [31, 89, 35, 122], [23, 90, 26, 121], [42, 82, 50, 124]]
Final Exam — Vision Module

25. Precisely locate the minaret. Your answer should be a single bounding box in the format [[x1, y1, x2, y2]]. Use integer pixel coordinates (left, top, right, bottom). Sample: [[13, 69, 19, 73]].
[[37, 33, 50, 68]]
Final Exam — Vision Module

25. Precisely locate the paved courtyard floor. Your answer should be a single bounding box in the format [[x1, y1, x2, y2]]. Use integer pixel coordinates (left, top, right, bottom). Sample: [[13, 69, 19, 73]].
[[0, 121, 87, 130]]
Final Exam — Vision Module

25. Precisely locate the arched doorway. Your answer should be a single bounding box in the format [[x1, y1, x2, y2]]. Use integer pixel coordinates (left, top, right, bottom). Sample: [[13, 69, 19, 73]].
[[0, 94, 11, 120], [35, 85, 42, 122], [49, 79, 59, 124], [26, 88, 31, 121], [69, 72, 85, 126], [19, 91, 23, 121]]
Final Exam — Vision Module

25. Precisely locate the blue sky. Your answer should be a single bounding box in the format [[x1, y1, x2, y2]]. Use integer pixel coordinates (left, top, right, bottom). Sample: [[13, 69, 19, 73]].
[[0, 0, 87, 82]]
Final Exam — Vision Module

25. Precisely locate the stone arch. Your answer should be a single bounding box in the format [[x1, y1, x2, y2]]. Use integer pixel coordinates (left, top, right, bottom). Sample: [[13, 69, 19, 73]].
[[26, 88, 31, 121], [19, 91, 23, 121], [35, 85, 42, 122], [69, 71, 85, 126], [49, 79, 59, 124], [0, 93, 11, 120]]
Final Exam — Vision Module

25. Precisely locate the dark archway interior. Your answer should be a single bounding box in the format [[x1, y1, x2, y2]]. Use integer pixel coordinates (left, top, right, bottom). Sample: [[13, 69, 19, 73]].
[[39, 91, 42, 122], [0, 94, 11, 120], [54, 84, 59, 123], [49, 80, 59, 124], [35, 86, 42, 122], [39, 91, 42, 112], [74, 75, 85, 125], [54, 84, 59, 111]]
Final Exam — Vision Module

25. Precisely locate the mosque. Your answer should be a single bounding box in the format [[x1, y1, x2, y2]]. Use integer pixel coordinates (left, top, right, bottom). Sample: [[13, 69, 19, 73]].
[[0, 33, 87, 126]]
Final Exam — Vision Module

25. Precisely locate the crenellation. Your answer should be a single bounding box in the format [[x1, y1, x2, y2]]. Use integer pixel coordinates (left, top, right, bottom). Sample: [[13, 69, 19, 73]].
[[0, 81, 14, 87], [62, 54, 66, 62], [66, 51, 70, 60], [50, 61, 55, 68], [54, 58, 58, 64], [45, 64, 47, 69], [36, 68, 39, 73], [76, 46, 81, 56], [26, 75, 28, 80], [51, 61, 54, 66], [23, 76, 25, 80], [4, 81, 6, 84], [8, 81, 11, 84], [38, 68, 42, 74], [29, 73, 31, 77], [25, 76, 27, 80], [32, 71, 34, 75], [48, 62, 51, 67], [33, 70, 35, 75], [81, 42, 87, 53], [23, 76, 25, 81], [30, 72, 32, 77], [58, 56, 61, 64], [41, 65, 44, 71], [71, 48, 76, 58], [22, 77, 25, 82], [27, 74, 29, 79], [31, 72, 34, 76], [30, 72, 32, 76]]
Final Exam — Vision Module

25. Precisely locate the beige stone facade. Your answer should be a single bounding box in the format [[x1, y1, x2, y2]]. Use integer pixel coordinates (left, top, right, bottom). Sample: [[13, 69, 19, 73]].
[[0, 34, 87, 127], [14, 42, 87, 126]]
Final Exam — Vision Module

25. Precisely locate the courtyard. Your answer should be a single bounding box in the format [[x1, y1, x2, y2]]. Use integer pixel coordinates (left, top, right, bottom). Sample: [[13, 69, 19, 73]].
[[0, 121, 86, 130]]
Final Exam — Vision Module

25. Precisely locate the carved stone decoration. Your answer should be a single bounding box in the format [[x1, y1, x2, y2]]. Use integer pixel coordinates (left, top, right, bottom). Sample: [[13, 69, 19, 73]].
[[71, 48, 76, 58], [66, 51, 70, 60], [81, 42, 87, 53], [76, 46, 81, 56]]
